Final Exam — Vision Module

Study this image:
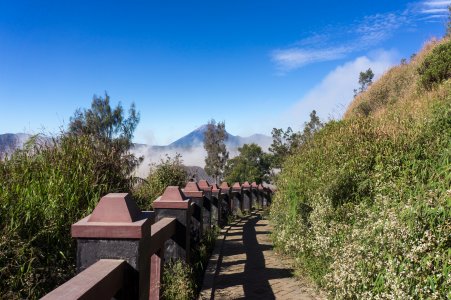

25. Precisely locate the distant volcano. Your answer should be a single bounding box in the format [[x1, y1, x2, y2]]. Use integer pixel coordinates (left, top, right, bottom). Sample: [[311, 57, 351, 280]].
[[165, 124, 272, 150]]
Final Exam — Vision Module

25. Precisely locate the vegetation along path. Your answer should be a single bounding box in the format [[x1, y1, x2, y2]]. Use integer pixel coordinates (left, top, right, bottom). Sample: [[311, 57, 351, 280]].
[[200, 210, 323, 300]]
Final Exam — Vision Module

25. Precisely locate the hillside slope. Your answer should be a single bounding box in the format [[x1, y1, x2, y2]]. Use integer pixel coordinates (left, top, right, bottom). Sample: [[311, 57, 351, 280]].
[[270, 38, 451, 299]]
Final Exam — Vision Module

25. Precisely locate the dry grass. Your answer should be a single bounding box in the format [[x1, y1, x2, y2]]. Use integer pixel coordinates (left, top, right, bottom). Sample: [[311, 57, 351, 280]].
[[345, 38, 449, 120]]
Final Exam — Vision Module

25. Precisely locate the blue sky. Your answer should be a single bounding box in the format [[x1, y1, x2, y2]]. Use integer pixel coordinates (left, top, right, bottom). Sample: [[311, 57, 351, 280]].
[[0, 1, 449, 145]]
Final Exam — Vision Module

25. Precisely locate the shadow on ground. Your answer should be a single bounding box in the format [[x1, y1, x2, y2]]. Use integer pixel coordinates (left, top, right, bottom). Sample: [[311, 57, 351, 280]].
[[211, 213, 295, 299]]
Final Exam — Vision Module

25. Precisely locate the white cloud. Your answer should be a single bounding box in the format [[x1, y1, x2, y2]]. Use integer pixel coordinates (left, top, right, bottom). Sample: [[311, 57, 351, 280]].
[[272, 47, 350, 72], [271, 1, 450, 72], [287, 50, 397, 124], [415, 0, 450, 21], [423, 0, 450, 7], [421, 8, 448, 13], [271, 12, 407, 72]]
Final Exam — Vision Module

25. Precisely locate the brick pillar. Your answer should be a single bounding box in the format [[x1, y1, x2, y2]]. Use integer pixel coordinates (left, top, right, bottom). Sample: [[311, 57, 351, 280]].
[[251, 182, 258, 209], [219, 182, 231, 222], [241, 181, 251, 212], [198, 180, 216, 228], [71, 193, 152, 300], [210, 183, 221, 227], [183, 182, 204, 240], [231, 182, 242, 215]]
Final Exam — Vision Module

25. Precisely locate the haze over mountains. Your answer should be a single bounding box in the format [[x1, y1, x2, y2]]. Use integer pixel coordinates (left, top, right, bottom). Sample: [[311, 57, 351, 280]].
[[132, 124, 272, 176], [0, 125, 272, 175]]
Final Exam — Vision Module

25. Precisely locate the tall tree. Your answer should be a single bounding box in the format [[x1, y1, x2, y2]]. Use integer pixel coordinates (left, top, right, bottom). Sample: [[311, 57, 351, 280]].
[[69, 93, 139, 147], [203, 119, 229, 183], [224, 143, 270, 184], [269, 127, 294, 169], [300, 110, 323, 144], [269, 110, 323, 169], [68, 93, 141, 175], [354, 68, 374, 97]]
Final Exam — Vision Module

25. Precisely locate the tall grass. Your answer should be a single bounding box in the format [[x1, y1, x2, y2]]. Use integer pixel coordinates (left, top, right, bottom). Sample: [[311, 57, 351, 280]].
[[0, 134, 136, 298], [271, 38, 451, 299]]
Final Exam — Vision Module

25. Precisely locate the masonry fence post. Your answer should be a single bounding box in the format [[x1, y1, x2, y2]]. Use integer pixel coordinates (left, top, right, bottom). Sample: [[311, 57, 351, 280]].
[[198, 180, 213, 230], [183, 182, 204, 241], [210, 183, 222, 227], [152, 186, 192, 299], [258, 184, 264, 208], [241, 181, 251, 212], [219, 182, 232, 221], [263, 187, 269, 208], [251, 182, 258, 210], [71, 193, 153, 300], [231, 182, 243, 215]]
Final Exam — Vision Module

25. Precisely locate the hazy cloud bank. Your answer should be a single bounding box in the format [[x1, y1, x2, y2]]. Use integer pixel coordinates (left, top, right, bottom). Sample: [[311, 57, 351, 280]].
[[287, 50, 398, 125]]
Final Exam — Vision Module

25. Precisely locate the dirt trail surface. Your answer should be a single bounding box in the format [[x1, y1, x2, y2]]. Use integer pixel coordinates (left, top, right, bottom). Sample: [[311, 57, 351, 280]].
[[200, 211, 324, 300]]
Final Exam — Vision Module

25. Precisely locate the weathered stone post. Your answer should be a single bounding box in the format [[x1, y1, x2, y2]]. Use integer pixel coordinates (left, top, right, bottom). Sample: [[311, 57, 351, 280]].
[[266, 187, 274, 206], [251, 182, 258, 209], [152, 187, 192, 262], [71, 193, 152, 300], [258, 184, 264, 208], [262, 186, 269, 208], [231, 182, 242, 215], [198, 180, 213, 229], [151, 187, 192, 299], [241, 181, 251, 212], [183, 182, 204, 240], [210, 183, 222, 227], [219, 182, 231, 221]]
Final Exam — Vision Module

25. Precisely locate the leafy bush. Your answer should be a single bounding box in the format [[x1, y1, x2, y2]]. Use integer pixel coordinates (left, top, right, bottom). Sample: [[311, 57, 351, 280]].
[[223, 143, 271, 184], [133, 154, 188, 210], [271, 38, 451, 299], [161, 227, 219, 300], [0, 135, 137, 299], [161, 260, 195, 300], [419, 40, 451, 90]]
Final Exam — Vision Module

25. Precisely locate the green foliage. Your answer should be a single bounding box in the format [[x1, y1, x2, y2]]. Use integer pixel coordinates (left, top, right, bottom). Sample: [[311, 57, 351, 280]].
[[269, 110, 323, 169], [300, 110, 324, 144], [68, 93, 141, 176], [69, 93, 139, 145], [0, 134, 137, 298], [161, 260, 195, 300], [203, 120, 229, 183], [133, 154, 188, 210], [224, 143, 271, 184], [418, 40, 451, 90], [354, 68, 374, 97], [271, 40, 451, 299], [162, 227, 219, 300], [269, 127, 295, 169], [0, 95, 140, 298]]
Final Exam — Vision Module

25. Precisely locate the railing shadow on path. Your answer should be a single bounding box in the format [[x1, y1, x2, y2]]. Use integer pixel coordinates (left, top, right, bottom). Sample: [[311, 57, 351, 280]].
[[210, 212, 294, 299]]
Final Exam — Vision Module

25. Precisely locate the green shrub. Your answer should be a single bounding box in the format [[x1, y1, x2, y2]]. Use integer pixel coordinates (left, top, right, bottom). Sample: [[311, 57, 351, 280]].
[[419, 40, 451, 90], [161, 260, 195, 300], [271, 38, 451, 299], [160, 227, 219, 300], [0, 134, 137, 299], [133, 154, 188, 210]]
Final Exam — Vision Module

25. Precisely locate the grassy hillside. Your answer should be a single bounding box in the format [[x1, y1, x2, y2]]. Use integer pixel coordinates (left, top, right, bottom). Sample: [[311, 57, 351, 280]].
[[270, 38, 451, 299]]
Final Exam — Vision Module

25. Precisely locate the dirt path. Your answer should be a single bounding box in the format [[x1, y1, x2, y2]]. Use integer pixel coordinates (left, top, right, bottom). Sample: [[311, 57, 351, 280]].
[[200, 211, 324, 300]]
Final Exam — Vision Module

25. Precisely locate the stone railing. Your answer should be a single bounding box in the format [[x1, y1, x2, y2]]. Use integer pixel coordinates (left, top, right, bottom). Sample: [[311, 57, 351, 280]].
[[41, 180, 273, 300]]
